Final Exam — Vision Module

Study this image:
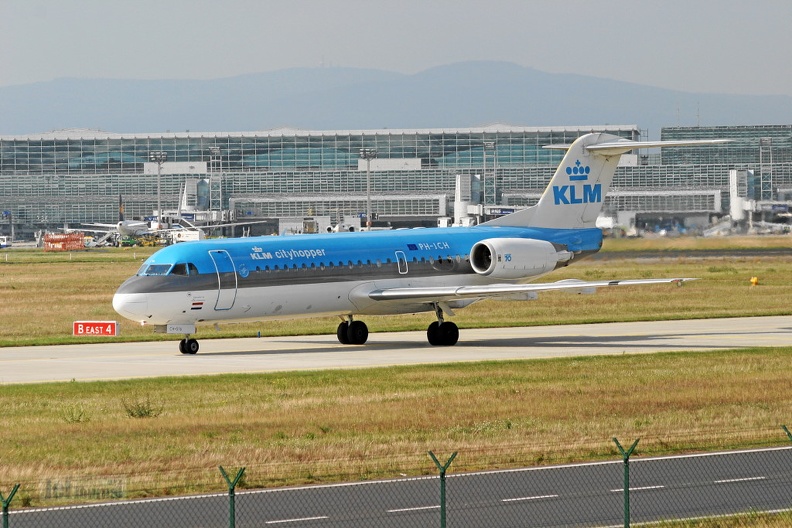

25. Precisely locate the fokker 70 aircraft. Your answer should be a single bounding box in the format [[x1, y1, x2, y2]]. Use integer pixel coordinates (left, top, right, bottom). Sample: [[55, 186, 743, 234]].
[[113, 133, 727, 354]]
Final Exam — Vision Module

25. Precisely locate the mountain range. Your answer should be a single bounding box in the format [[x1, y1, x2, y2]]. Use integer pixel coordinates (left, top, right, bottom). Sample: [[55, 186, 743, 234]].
[[2, 61, 791, 137]]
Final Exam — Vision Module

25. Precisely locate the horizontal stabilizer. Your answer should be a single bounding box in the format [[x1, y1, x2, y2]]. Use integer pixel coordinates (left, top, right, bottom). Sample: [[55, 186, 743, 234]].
[[585, 139, 732, 156], [544, 138, 732, 156]]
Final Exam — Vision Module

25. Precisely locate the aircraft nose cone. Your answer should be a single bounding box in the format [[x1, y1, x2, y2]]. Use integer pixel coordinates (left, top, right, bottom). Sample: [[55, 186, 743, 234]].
[[113, 292, 149, 322]]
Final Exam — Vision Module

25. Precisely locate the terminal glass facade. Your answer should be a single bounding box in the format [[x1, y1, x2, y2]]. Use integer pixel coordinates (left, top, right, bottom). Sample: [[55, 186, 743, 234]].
[[1, 124, 791, 235]]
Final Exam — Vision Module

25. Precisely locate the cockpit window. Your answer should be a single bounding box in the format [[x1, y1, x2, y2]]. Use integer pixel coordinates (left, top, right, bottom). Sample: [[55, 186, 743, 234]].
[[170, 263, 199, 276], [142, 264, 172, 276]]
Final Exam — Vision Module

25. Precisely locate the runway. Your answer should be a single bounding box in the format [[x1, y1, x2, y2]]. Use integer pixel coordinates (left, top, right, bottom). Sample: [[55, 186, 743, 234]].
[[1, 316, 790, 384]]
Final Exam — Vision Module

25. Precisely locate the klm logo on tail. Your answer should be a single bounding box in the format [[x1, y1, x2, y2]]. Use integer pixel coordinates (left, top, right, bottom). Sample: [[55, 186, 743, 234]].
[[552, 160, 602, 205]]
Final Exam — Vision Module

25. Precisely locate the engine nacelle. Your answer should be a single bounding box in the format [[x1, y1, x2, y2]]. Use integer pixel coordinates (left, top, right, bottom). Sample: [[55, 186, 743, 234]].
[[470, 238, 571, 280]]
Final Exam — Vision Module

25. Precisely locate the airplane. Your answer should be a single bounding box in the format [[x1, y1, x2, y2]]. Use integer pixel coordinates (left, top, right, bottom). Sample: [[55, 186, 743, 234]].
[[113, 133, 729, 354], [80, 195, 174, 246], [82, 195, 264, 246]]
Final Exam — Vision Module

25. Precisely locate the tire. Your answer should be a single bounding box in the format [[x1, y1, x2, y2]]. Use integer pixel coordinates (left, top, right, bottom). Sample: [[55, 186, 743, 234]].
[[439, 322, 459, 346], [337, 322, 350, 344], [347, 321, 369, 345], [185, 338, 199, 354], [428, 321, 459, 346], [427, 321, 441, 346]]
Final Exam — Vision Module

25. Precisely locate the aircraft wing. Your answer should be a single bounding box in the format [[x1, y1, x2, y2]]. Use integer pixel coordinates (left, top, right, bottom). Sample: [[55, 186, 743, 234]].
[[80, 223, 118, 232], [78, 228, 114, 234], [368, 277, 695, 302], [195, 219, 275, 230]]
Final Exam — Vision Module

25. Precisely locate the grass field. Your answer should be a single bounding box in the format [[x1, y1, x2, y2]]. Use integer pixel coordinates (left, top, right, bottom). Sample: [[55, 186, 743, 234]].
[[2, 348, 792, 506], [1, 235, 792, 509]]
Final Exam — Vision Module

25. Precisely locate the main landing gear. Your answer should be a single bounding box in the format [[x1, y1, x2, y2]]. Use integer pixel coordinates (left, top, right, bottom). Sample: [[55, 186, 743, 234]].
[[335, 304, 459, 347], [427, 303, 458, 346], [336, 318, 369, 345], [179, 337, 199, 354]]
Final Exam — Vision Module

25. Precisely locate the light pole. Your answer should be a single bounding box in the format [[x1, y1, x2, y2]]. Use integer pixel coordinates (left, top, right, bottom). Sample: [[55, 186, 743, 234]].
[[209, 147, 223, 219], [149, 151, 167, 228], [483, 141, 495, 205], [359, 147, 377, 229]]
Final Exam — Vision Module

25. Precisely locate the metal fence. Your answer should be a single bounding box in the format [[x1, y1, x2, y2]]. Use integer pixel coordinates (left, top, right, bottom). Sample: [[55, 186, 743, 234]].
[[4, 440, 792, 527]]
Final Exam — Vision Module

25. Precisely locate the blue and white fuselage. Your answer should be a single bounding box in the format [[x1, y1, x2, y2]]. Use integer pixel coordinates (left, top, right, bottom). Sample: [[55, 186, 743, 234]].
[[114, 225, 599, 323], [113, 133, 727, 353]]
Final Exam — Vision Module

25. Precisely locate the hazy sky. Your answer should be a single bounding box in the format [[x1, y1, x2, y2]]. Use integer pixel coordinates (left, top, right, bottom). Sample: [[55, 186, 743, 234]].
[[2, 0, 791, 96]]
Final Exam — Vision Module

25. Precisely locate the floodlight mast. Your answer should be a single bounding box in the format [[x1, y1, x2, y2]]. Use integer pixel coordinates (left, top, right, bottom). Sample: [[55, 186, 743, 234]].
[[149, 151, 168, 228], [359, 148, 377, 229], [483, 141, 495, 205], [208, 147, 224, 223]]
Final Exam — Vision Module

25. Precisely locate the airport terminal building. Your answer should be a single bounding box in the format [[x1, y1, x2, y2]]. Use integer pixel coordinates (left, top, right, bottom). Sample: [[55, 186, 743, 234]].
[[1, 124, 791, 238]]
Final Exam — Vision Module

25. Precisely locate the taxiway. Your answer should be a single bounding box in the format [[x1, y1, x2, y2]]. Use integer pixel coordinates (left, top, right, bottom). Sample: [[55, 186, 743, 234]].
[[0, 316, 789, 384]]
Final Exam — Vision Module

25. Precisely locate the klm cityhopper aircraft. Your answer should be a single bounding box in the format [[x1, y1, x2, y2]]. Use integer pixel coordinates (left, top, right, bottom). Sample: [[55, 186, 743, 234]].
[[113, 133, 727, 354]]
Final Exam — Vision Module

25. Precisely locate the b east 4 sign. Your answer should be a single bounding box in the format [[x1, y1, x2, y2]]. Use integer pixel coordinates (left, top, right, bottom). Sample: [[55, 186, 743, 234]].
[[73, 321, 119, 337]]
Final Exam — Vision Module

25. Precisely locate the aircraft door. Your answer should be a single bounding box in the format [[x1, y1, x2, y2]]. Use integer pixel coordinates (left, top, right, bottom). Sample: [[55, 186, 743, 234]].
[[208, 250, 237, 310], [395, 251, 409, 275]]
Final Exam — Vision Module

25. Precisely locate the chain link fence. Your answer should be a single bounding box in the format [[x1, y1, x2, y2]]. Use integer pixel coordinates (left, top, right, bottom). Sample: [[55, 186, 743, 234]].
[[4, 440, 792, 527]]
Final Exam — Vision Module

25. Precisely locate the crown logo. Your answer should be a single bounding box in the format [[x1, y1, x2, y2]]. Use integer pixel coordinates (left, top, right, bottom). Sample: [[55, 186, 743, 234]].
[[565, 160, 590, 181]]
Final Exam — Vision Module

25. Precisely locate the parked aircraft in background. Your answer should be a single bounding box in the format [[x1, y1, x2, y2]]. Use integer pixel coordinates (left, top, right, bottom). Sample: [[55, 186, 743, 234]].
[[79, 196, 176, 246], [113, 133, 728, 354], [82, 195, 266, 246]]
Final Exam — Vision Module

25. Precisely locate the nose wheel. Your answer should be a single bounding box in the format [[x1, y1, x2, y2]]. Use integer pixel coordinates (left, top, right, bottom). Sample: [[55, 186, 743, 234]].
[[179, 338, 199, 354]]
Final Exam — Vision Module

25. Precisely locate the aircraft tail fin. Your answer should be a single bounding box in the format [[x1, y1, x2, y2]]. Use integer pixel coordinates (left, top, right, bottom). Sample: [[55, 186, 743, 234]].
[[484, 133, 729, 230]]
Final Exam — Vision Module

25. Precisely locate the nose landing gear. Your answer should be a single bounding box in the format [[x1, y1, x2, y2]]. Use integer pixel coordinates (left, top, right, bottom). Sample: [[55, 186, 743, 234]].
[[179, 337, 199, 354]]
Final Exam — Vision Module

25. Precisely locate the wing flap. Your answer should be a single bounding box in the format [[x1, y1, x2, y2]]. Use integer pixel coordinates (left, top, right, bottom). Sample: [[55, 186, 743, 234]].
[[368, 278, 696, 302]]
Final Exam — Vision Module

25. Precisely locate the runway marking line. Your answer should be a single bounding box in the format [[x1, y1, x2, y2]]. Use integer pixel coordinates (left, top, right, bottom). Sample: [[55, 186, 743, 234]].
[[502, 494, 559, 502], [387, 505, 440, 513], [610, 485, 665, 492], [715, 476, 766, 484], [265, 516, 329, 524]]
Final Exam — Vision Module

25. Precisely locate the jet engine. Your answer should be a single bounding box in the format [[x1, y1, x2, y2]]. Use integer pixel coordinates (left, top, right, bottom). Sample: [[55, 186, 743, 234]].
[[470, 238, 572, 280]]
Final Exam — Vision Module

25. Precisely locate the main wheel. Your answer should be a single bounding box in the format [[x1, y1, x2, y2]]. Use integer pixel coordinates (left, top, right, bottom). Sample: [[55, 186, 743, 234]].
[[427, 321, 441, 346], [179, 339, 188, 354], [346, 320, 369, 345], [438, 321, 459, 346], [336, 322, 350, 344], [427, 321, 459, 346]]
